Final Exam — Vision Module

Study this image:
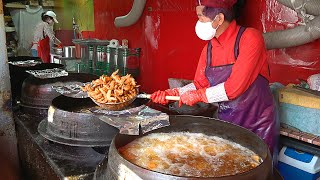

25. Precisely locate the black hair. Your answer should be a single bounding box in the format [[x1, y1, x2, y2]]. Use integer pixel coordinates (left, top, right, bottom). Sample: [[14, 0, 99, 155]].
[[204, 7, 234, 22], [233, 0, 246, 21], [41, 12, 53, 22], [203, 0, 246, 22]]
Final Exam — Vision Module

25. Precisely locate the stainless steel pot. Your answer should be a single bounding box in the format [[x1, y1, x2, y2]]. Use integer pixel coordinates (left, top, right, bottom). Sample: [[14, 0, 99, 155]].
[[63, 46, 76, 58], [53, 47, 63, 55], [97, 115, 275, 180]]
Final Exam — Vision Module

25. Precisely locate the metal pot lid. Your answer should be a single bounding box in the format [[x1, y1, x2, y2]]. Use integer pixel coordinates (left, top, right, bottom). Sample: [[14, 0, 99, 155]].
[[38, 119, 112, 147]]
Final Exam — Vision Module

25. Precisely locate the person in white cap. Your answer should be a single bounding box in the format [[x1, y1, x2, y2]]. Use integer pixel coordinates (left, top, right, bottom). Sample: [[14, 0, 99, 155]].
[[31, 11, 62, 63]]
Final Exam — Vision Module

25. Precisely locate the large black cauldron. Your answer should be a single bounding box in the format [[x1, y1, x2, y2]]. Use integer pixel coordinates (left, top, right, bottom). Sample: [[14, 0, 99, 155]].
[[97, 115, 275, 180], [8, 56, 63, 103], [19, 73, 97, 116], [38, 95, 150, 147]]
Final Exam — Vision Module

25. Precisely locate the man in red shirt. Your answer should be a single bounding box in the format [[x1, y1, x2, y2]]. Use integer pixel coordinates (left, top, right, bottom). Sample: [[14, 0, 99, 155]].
[[151, 0, 276, 151]]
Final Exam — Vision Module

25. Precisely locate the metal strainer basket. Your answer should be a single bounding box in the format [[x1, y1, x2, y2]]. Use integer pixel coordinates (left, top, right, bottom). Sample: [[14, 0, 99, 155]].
[[89, 95, 137, 111], [89, 88, 139, 111]]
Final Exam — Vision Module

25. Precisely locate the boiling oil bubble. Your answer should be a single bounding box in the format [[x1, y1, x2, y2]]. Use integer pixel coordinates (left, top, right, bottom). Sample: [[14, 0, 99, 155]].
[[118, 132, 262, 177]]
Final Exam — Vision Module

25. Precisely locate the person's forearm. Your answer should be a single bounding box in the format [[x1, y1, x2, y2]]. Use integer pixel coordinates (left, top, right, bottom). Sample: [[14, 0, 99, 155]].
[[53, 37, 61, 45]]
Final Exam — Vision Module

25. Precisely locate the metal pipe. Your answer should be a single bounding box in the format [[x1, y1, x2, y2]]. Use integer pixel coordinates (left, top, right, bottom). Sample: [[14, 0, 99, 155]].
[[264, 16, 320, 49], [114, 0, 146, 27], [263, 0, 320, 50], [276, 0, 320, 16], [0, 0, 20, 178]]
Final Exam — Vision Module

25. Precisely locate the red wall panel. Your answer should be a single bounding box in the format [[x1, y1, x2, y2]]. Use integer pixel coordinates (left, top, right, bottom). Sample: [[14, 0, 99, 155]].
[[82, 0, 320, 93]]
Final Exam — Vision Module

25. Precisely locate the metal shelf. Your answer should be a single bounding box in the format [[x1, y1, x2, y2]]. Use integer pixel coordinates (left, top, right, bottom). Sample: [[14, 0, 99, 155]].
[[280, 136, 320, 156], [280, 126, 320, 147]]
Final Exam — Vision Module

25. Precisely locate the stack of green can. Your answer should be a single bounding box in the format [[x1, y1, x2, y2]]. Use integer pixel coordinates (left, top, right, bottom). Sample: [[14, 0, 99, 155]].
[[95, 46, 105, 76], [105, 46, 111, 75], [88, 45, 94, 74], [122, 48, 129, 76], [77, 46, 91, 73]]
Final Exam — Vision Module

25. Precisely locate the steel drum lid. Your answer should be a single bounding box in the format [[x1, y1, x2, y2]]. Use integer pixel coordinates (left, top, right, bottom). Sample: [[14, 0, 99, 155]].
[[38, 95, 150, 147]]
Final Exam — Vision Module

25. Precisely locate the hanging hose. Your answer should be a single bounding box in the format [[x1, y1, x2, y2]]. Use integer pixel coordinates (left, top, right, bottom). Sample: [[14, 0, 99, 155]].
[[276, 0, 320, 16], [264, 16, 320, 49], [114, 0, 146, 27], [263, 0, 320, 50]]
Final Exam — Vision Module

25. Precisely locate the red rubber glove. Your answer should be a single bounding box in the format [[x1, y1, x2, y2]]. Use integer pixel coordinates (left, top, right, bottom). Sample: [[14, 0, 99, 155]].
[[179, 88, 208, 107], [150, 88, 179, 105]]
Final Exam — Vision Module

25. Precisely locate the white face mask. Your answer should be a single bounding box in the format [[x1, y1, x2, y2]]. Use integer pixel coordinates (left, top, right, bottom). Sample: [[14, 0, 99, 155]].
[[195, 17, 219, 41]]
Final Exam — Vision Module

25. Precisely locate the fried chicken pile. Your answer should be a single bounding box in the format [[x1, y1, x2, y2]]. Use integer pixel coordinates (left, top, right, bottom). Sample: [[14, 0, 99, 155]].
[[81, 70, 138, 104]]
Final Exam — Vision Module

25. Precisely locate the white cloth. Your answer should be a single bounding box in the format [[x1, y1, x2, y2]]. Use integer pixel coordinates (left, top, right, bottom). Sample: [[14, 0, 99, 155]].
[[11, 6, 44, 55], [308, 74, 320, 91], [205, 82, 229, 103]]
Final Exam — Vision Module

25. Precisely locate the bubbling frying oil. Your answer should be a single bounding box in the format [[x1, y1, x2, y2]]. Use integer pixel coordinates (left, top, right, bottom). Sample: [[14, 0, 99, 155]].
[[118, 132, 262, 177]]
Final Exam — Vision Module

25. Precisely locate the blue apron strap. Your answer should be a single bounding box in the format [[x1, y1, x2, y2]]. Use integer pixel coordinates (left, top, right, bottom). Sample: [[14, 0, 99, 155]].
[[234, 26, 246, 60], [206, 41, 212, 68], [206, 26, 246, 68]]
